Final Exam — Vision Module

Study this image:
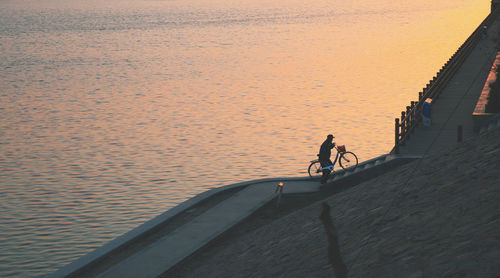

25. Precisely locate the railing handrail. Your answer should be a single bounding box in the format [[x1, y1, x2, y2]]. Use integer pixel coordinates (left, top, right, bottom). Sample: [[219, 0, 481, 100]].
[[393, 8, 500, 153]]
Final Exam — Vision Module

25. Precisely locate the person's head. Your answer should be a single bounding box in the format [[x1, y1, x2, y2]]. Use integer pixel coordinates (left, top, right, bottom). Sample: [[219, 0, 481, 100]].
[[327, 134, 334, 141]]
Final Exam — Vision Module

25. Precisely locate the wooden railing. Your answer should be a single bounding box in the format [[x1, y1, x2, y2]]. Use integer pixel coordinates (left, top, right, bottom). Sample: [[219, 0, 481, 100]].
[[393, 8, 500, 154]]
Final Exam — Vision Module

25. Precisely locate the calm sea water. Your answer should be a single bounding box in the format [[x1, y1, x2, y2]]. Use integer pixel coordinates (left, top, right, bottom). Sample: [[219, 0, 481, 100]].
[[0, 0, 489, 276]]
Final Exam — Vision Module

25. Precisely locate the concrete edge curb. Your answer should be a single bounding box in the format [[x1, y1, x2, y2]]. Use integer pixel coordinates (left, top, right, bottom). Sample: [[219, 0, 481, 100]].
[[324, 155, 420, 187]]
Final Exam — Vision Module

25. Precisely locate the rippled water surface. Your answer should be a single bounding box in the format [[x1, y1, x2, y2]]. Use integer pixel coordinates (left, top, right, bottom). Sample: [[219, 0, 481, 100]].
[[0, 0, 489, 276]]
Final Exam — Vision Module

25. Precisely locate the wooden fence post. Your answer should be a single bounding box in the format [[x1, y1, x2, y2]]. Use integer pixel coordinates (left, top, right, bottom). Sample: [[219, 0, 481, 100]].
[[400, 111, 406, 145], [395, 118, 400, 154], [411, 101, 416, 127], [406, 106, 411, 139]]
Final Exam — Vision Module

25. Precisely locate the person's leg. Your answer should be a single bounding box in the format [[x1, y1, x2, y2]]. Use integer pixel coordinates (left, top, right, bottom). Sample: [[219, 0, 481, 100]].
[[320, 160, 331, 184]]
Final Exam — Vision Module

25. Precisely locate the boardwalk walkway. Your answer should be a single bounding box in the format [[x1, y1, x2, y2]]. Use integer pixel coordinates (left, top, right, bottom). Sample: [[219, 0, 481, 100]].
[[396, 18, 500, 156]]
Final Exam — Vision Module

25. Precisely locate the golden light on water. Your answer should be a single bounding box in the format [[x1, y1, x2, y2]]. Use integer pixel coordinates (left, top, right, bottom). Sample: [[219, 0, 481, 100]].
[[0, 0, 492, 276]]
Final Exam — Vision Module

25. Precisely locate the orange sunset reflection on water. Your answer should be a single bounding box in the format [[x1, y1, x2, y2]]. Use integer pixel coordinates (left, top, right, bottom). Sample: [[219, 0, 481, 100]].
[[0, 0, 491, 275]]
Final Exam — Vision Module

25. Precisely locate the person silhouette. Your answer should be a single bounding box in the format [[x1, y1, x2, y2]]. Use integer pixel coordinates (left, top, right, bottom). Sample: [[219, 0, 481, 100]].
[[318, 134, 336, 184]]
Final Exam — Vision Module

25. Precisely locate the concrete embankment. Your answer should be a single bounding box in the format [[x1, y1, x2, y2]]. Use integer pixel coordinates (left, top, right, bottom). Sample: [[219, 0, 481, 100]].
[[167, 127, 500, 278]]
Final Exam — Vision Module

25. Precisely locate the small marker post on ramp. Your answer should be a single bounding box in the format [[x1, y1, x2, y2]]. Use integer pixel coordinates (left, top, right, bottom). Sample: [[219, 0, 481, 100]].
[[275, 182, 284, 208]]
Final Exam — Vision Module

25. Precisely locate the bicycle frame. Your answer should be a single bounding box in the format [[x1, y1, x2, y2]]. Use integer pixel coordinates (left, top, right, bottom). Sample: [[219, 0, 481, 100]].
[[308, 144, 358, 178], [318, 146, 342, 171]]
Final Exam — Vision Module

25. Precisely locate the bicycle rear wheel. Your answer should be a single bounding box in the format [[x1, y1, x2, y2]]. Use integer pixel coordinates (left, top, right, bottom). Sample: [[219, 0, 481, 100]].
[[339, 152, 358, 171], [308, 161, 322, 178]]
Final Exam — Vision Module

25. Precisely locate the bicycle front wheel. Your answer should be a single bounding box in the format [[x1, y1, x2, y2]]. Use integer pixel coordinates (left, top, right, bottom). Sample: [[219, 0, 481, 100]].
[[339, 152, 358, 171], [308, 161, 322, 178]]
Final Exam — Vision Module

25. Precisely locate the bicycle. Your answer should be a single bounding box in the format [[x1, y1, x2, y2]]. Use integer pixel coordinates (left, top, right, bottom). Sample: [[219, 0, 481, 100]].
[[308, 144, 358, 178]]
